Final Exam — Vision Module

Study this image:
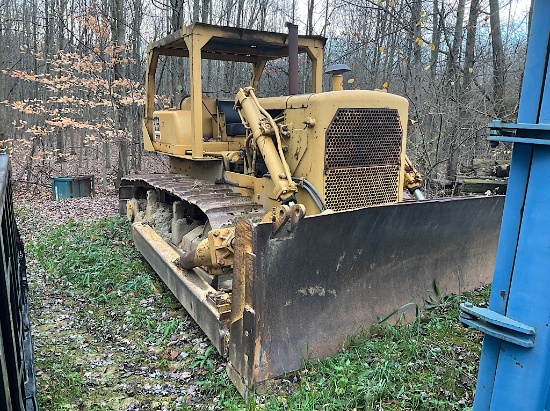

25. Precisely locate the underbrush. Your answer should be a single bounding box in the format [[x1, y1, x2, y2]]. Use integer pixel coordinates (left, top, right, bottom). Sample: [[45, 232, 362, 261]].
[[22, 214, 487, 410]]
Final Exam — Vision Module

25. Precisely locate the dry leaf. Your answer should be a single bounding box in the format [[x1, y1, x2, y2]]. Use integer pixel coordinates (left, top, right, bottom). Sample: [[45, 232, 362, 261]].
[[150, 284, 161, 296]]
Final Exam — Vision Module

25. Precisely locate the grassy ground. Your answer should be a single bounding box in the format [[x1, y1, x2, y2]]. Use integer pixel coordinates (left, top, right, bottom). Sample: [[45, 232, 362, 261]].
[[17, 206, 488, 410]]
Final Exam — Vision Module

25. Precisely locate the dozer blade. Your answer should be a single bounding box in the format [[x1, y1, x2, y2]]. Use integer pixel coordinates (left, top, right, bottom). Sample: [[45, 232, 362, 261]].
[[227, 196, 504, 396]]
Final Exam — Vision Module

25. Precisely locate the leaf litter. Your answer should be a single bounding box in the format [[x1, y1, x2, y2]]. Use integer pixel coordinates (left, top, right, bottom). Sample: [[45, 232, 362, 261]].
[[15, 194, 241, 410]]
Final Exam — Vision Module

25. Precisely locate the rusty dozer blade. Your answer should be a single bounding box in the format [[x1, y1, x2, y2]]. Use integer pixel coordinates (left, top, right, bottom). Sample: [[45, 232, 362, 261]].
[[226, 195, 504, 396], [130, 195, 504, 397]]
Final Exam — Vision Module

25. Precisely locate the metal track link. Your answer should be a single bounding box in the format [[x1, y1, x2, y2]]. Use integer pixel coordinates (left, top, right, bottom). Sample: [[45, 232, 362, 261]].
[[120, 174, 266, 229]]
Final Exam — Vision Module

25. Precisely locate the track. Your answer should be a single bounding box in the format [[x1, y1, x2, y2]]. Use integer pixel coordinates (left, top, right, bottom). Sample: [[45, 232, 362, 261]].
[[120, 174, 266, 229], [119, 173, 267, 355]]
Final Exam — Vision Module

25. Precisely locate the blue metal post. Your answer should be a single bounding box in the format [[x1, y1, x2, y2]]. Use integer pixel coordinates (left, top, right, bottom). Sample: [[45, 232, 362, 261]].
[[460, 2, 550, 409]]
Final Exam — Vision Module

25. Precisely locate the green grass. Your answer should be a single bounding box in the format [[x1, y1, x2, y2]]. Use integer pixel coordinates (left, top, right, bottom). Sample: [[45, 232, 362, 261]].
[[38, 354, 84, 407], [23, 216, 205, 410], [256, 286, 486, 410], [22, 214, 486, 410], [27, 217, 155, 301], [193, 289, 486, 411]]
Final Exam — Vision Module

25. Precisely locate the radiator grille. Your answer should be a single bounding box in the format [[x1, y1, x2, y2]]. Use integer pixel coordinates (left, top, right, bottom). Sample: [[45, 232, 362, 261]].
[[325, 166, 400, 211], [325, 108, 403, 169], [324, 108, 403, 210]]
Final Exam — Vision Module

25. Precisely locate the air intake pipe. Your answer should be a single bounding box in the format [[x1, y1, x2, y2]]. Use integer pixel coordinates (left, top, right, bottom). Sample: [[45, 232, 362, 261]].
[[325, 64, 351, 91]]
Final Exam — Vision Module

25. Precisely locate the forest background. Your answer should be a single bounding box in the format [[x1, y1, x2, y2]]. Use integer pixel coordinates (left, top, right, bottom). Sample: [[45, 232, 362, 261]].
[[0, 0, 532, 196]]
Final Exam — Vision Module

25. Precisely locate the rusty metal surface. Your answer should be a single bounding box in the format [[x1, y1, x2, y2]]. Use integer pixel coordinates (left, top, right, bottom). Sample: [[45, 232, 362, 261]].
[[121, 174, 265, 229], [228, 195, 505, 393], [227, 220, 255, 396]]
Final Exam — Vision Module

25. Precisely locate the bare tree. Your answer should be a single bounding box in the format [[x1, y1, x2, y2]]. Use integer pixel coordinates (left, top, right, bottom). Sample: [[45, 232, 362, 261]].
[[462, 0, 480, 91], [489, 0, 506, 115], [446, 0, 466, 87], [429, 0, 441, 81], [111, 0, 128, 187], [131, 0, 144, 170], [306, 0, 314, 35]]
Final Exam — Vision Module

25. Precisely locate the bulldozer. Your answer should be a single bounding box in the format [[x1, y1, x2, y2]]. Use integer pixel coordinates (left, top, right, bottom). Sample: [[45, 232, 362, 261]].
[[119, 22, 504, 396]]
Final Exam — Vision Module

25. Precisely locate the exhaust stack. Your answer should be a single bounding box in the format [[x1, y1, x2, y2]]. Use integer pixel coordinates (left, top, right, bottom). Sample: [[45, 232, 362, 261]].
[[286, 22, 299, 95]]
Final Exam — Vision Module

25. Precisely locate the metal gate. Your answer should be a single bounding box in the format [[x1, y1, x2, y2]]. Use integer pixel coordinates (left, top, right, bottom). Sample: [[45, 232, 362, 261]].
[[0, 155, 38, 411]]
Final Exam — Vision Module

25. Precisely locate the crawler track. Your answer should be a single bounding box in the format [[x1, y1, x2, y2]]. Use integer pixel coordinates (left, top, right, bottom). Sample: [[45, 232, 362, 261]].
[[119, 174, 268, 355], [120, 174, 266, 229]]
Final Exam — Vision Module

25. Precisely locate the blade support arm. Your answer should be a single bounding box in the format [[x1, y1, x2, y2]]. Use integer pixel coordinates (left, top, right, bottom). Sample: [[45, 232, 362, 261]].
[[235, 87, 297, 203]]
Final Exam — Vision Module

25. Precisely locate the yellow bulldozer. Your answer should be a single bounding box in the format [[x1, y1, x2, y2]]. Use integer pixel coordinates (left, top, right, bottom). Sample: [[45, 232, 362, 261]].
[[119, 22, 504, 395]]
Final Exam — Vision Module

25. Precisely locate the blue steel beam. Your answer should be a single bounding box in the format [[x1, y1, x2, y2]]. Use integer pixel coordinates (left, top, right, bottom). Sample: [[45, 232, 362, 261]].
[[466, 1, 550, 409]]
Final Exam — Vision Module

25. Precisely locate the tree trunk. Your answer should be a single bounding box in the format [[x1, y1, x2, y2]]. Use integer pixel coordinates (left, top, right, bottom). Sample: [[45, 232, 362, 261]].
[[103, 141, 110, 167], [446, 0, 465, 85], [111, 0, 128, 188], [409, 0, 423, 106], [201, 0, 210, 23], [0, 13, 5, 145], [25, 138, 39, 191], [236, 0, 244, 27], [306, 0, 314, 36], [489, 0, 506, 116], [225, 0, 233, 25], [70, 128, 76, 155], [79, 135, 84, 169], [462, 0, 480, 91], [102, 149, 108, 193], [131, 0, 143, 170], [321, 0, 329, 37], [44, 0, 51, 71], [429, 0, 441, 81], [55, 0, 67, 163], [170, 0, 184, 103], [193, 0, 200, 22]]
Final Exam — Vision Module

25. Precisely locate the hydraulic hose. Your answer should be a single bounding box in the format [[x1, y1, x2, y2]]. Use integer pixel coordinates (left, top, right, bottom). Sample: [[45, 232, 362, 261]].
[[409, 187, 426, 201], [303, 179, 328, 210], [264, 173, 327, 212], [302, 185, 324, 212]]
